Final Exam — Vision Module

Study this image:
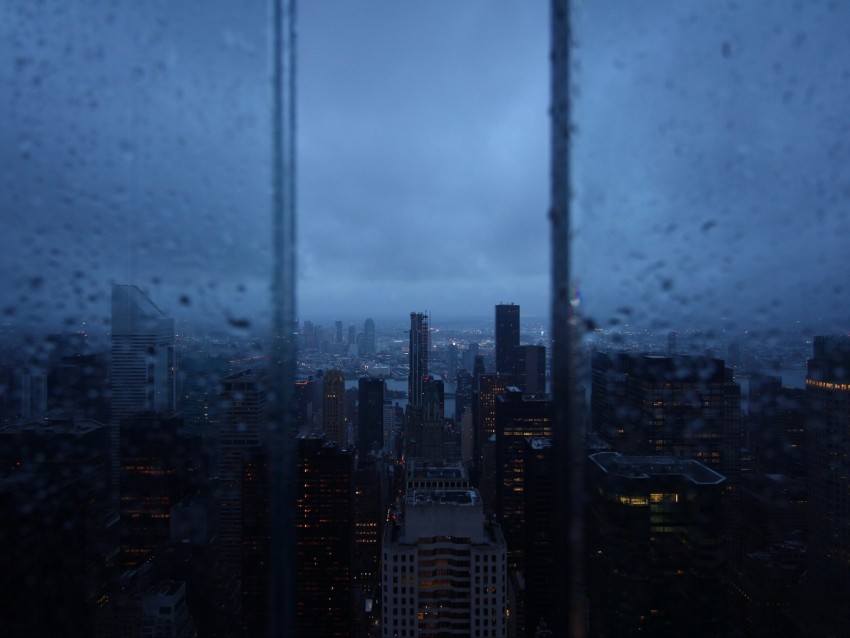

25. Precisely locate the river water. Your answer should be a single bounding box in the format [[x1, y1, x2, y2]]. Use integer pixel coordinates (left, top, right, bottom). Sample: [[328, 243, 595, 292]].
[[346, 378, 457, 419]]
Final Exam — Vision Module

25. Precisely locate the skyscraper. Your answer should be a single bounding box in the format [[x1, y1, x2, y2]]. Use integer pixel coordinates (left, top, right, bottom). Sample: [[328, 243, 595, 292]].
[[587, 452, 727, 637], [476, 373, 512, 507], [381, 461, 508, 637], [591, 352, 741, 483], [494, 388, 552, 571], [219, 368, 266, 574], [119, 413, 202, 571], [110, 284, 176, 422], [408, 312, 429, 407], [358, 377, 384, 458], [364, 318, 376, 356], [495, 304, 520, 379], [523, 438, 555, 638], [110, 284, 175, 507], [805, 335, 850, 635], [323, 370, 347, 448], [515, 344, 546, 395], [296, 434, 354, 638]]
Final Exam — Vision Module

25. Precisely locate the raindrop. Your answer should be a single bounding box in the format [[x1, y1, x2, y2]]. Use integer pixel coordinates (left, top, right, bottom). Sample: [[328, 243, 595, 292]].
[[227, 316, 251, 330]]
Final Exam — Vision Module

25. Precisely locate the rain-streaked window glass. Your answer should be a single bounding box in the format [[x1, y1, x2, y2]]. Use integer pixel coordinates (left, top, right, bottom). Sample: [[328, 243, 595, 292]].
[[3, 1, 849, 637]]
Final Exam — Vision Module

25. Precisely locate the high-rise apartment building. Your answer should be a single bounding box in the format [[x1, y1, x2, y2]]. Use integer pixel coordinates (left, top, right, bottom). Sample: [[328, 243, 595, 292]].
[[381, 462, 507, 638], [323, 369, 347, 448], [495, 304, 520, 380], [408, 312, 429, 407], [805, 335, 850, 635]]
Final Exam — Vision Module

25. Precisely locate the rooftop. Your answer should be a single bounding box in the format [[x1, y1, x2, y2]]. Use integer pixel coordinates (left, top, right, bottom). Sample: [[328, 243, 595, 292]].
[[405, 489, 480, 507], [590, 451, 726, 485], [405, 458, 467, 481]]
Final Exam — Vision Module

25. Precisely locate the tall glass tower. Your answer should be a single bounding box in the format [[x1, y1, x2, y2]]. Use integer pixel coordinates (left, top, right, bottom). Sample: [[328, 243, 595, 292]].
[[408, 312, 429, 407], [110, 284, 176, 422], [109, 284, 175, 509]]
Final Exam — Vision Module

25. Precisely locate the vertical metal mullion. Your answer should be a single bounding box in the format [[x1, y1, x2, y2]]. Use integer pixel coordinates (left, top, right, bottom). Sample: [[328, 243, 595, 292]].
[[270, 0, 297, 636], [551, 1, 585, 636]]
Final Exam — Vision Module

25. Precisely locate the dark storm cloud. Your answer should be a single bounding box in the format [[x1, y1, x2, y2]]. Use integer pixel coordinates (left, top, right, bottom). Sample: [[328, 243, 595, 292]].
[[2, 1, 849, 331], [572, 0, 850, 330], [298, 1, 549, 318], [1, 0, 273, 328]]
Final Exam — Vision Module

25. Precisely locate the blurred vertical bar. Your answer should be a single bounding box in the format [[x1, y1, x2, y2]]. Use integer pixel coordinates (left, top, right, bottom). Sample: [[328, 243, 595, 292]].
[[550, 0, 585, 636], [270, 0, 297, 637]]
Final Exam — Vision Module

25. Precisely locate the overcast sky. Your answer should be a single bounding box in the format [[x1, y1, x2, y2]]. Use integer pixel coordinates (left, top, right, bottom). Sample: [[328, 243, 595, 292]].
[[2, 1, 849, 334]]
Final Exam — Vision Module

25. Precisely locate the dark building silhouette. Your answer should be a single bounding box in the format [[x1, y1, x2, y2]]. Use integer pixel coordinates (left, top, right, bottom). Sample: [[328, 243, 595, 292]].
[[218, 368, 266, 576], [591, 352, 741, 483], [364, 318, 376, 355], [353, 456, 383, 635], [294, 378, 315, 432], [296, 434, 354, 638], [241, 449, 270, 638], [358, 377, 384, 458], [495, 303, 520, 379], [476, 373, 512, 506], [494, 388, 552, 572], [406, 377, 445, 459], [523, 438, 555, 638], [515, 344, 546, 395], [96, 568, 198, 638], [323, 370, 347, 447], [110, 284, 176, 509], [455, 370, 473, 424], [447, 342, 458, 383], [473, 354, 486, 389], [119, 412, 204, 571], [463, 342, 480, 374], [45, 332, 109, 422], [0, 417, 116, 637], [587, 452, 727, 637], [729, 472, 806, 636], [804, 335, 850, 635], [181, 357, 229, 436], [746, 373, 807, 479]]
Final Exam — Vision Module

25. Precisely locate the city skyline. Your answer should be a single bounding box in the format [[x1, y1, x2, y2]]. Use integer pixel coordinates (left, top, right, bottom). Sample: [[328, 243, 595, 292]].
[[1, 279, 848, 635], [4, 1, 850, 635]]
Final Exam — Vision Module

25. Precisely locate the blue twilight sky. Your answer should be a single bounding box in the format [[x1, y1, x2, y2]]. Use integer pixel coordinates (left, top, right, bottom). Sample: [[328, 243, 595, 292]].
[[1, 1, 849, 334]]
